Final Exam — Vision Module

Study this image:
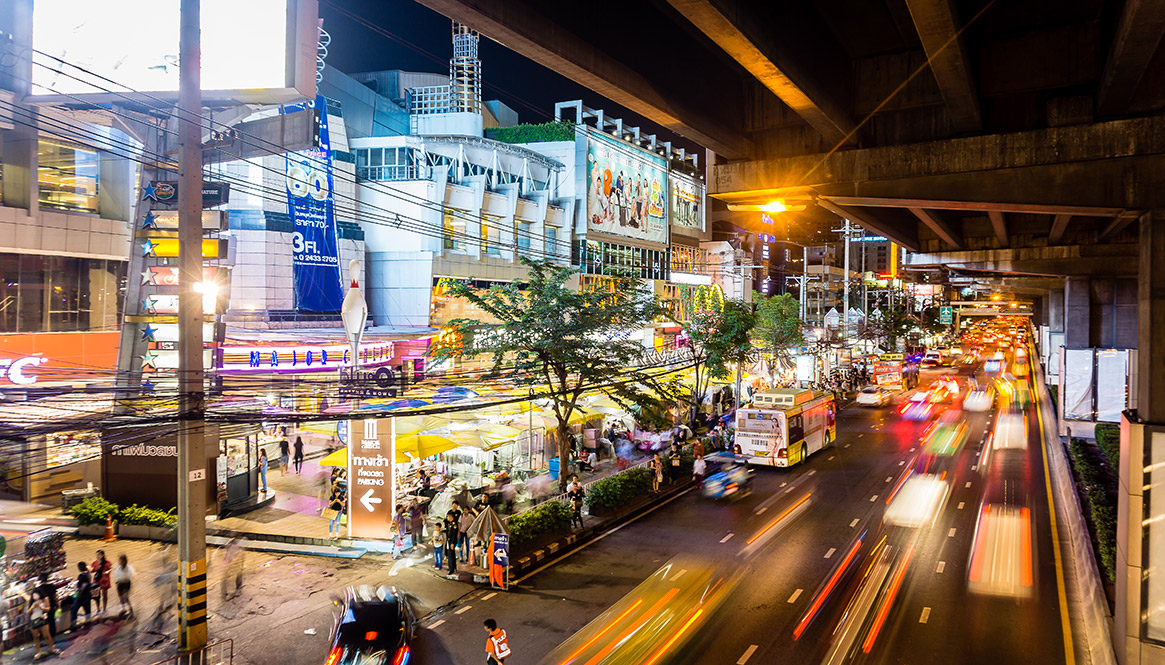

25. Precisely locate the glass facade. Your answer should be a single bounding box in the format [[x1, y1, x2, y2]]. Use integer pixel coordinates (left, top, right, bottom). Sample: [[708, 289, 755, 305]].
[[670, 244, 707, 275], [482, 213, 501, 256], [38, 139, 99, 213], [0, 254, 125, 333], [581, 239, 668, 281], [443, 209, 466, 251]]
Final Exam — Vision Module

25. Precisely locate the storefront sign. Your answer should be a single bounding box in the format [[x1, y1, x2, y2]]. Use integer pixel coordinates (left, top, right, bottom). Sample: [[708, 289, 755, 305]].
[[0, 332, 120, 386], [142, 181, 230, 206], [585, 129, 668, 248], [490, 533, 509, 589], [141, 238, 226, 259], [347, 418, 395, 540], [219, 341, 395, 373], [287, 95, 344, 312], [142, 266, 220, 286], [144, 210, 226, 231], [338, 365, 406, 398]]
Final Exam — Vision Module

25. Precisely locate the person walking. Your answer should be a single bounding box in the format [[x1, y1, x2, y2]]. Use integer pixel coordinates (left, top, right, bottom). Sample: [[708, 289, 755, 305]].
[[91, 549, 112, 616], [668, 443, 683, 484], [258, 449, 269, 493], [278, 438, 290, 477], [567, 476, 585, 529], [484, 618, 511, 665], [112, 554, 134, 619], [693, 453, 707, 487], [408, 500, 424, 546], [390, 504, 406, 559], [293, 436, 305, 474], [432, 522, 445, 571], [458, 505, 474, 563], [70, 561, 92, 631], [27, 589, 59, 660], [220, 537, 246, 600], [325, 481, 346, 539], [442, 518, 457, 576], [34, 573, 58, 639], [651, 454, 663, 493]]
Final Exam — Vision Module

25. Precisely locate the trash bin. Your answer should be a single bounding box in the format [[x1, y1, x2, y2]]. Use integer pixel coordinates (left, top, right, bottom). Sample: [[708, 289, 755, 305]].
[[548, 457, 560, 480]]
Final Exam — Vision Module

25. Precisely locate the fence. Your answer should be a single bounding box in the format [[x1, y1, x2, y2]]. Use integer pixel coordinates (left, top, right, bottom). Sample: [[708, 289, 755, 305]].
[[149, 640, 234, 665]]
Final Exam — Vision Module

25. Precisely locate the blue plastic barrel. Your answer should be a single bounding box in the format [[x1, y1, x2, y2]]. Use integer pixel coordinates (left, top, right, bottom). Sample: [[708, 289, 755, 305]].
[[548, 457, 560, 480]]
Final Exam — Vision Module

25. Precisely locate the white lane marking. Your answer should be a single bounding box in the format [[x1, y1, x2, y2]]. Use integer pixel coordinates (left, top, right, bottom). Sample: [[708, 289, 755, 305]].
[[885, 476, 893, 483], [936, 561, 946, 573], [958, 502, 965, 510], [909, 447, 916, 452], [824, 547, 836, 559], [671, 569, 687, 582], [844, 443, 851, 448], [738, 645, 760, 665], [858, 434, 865, 438], [898, 461, 905, 466], [482, 592, 497, 601], [780, 482, 788, 488], [870, 495, 878, 502], [429, 619, 445, 629], [849, 518, 860, 528], [828, 456, 836, 461], [455, 605, 472, 615], [971, 465, 977, 471], [808, 469, 817, 476], [948, 528, 957, 538], [920, 607, 932, 623], [787, 589, 803, 603], [965, 481, 972, 488], [756, 507, 768, 515], [720, 533, 735, 543]]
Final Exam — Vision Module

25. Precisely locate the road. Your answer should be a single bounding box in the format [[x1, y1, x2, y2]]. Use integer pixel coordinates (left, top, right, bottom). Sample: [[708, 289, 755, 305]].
[[413, 364, 1068, 665]]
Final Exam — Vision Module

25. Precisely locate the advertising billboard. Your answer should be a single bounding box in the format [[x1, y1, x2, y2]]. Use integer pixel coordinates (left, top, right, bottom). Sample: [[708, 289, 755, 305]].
[[29, 0, 317, 103], [585, 131, 668, 248], [669, 173, 705, 231], [287, 96, 344, 312], [347, 418, 396, 540]]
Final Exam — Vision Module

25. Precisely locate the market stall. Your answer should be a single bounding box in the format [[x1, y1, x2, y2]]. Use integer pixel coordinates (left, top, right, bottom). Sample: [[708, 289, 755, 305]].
[[0, 529, 67, 646]]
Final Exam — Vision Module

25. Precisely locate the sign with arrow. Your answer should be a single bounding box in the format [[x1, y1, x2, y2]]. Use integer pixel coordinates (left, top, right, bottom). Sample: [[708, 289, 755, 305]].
[[346, 417, 395, 540]]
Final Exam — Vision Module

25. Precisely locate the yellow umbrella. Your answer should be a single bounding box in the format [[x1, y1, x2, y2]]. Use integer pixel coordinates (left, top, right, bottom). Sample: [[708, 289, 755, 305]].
[[568, 407, 603, 425], [475, 401, 532, 417], [396, 432, 460, 461], [395, 415, 451, 436], [300, 421, 338, 435], [585, 395, 623, 410], [319, 448, 347, 467]]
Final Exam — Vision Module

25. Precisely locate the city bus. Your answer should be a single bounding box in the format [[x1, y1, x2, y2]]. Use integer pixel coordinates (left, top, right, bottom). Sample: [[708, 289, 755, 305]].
[[735, 389, 837, 467]]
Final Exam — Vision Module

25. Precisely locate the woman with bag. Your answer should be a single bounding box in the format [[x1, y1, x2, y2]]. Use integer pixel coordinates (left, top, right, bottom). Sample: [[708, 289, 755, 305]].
[[91, 549, 112, 616], [651, 454, 663, 493], [324, 481, 346, 539], [389, 504, 406, 559], [27, 589, 59, 660]]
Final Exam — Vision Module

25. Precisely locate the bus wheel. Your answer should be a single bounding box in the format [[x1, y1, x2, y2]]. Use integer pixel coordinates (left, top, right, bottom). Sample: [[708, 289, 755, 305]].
[[824, 432, 832, 448]]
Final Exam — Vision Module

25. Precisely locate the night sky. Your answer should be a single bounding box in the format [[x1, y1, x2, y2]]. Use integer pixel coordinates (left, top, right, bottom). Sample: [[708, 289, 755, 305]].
[[318, 0, 697, 150]]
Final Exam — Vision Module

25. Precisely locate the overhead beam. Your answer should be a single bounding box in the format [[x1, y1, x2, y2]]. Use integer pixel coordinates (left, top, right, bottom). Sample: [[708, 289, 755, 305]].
[[825, 196, 1130, 218], [904, 0, 981, 131], [1102, 211, 1145, 239], [987, 210, 1009, 247], [665, 0, 856, 146], [414, 0, 752, 159], [816, 199, 920, 252], [1048, 214, 1072, 244], [1097, 0, 1165, 114], [908, 208, 963, 249]]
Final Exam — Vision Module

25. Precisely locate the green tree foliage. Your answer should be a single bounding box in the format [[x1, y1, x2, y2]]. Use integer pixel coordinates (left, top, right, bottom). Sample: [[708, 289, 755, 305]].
[[675, 299, 756, 424], [751, 292, 804, 381], [484, 121, 576, 144], [429, 259, 677, 491]]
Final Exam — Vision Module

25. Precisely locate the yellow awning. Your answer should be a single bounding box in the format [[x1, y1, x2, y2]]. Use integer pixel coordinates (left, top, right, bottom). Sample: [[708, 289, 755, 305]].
[[319, 448, 346, 467]]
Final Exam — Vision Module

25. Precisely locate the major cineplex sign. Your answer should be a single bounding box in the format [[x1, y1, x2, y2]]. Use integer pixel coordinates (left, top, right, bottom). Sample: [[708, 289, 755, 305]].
[[0, 356, 49, 386], [218, 341, 395, 373]]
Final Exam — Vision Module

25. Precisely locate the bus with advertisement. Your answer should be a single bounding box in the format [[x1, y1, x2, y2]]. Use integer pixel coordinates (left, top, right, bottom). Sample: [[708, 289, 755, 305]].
[[735, 389, 836, 467], [872, 353, 919, 390]]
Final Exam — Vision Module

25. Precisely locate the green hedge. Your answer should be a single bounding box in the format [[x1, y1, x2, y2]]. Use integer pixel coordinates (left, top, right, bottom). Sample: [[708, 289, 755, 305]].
[[68, 497, 177, 528], [1070, 439, 1117, 581], [1047, 385, 1058, 409], [584, 467, 654, 513], [485, 121, 575, 144], [68, 497, 119, 526], [119, 504, 177, 528], [508, 500, 571, 545], [1094, 423, 1120, 471]]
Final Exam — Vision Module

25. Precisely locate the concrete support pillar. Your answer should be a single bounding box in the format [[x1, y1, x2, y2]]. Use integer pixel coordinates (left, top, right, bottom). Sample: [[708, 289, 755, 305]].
[[0, 117, 38, 214], [1116, 211, 1165, 664], [1065, 276, 1091, 347], [1049, 288, 1065, 333]]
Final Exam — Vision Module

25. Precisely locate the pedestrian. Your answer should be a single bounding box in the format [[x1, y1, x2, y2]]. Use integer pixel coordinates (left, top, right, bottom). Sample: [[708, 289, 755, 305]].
[[668, 443, 683, 483], [325, 481, 346, 539], [432, 522, 445, 570], [91, 549, 112, 615], [567, 476, 585, 529], [693, 438, 705, 459], [258, 449, 269, 493], [113, 554, 134, 619], [390, 504, 406, 559], [150, 547, 177, 633], [317, 471, 330, 513], [70, 561, 92, 631], [459, 505, 474, 563], [408, 500, 424, 545], [279, 438, 290, 477], [293, 436, 305, 474], [650, 454, 663, 493], [34, 573, 58, 638], [442, 517, 458, 576], [27, 588, 59, 660], [484, 618, 511, 665], [693, 453, 707, 486], [220, 537, 246, 600]]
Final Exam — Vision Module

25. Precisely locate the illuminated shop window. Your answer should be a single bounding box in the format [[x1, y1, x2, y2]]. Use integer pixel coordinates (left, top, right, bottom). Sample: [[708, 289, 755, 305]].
[[38, 139, 99, 213], [443, 209, 466, 251], [482, 214, 501, 256]]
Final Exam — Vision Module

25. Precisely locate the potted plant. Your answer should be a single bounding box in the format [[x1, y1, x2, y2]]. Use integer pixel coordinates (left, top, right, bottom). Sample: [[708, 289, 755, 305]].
[[118, 504, 178, 540], [68, 497, 119, 537]]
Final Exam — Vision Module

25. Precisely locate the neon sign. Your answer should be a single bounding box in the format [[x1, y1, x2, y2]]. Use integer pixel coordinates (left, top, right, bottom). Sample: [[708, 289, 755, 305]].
[[219, 342, 395, 373], [0, 356, 49, 385]]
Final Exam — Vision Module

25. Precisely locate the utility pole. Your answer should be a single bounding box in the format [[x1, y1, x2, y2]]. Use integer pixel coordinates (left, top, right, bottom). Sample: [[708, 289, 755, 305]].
[[842, 218, 851, 342], [800, 245, 808, 323], [177, 0, 208, 651]]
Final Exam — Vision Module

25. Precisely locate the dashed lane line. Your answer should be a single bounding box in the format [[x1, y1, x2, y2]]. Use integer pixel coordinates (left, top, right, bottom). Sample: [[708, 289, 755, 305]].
[[965, 481, 972, 488], [850, 518, 860, 528], [429, 619, 445, 629], [885, 476, 893, 483], [807, 469, 817, 476], [824, 547, 836, 559], [948, 528, 957, 538], [936, 561, 946, 574], [720, 533, 735, 543], [738, 645, 760, 665], [455, 605, 473, 615], [958, 502, 965, 510], [482, 592, 497, 601], [870, 495, 878, 502], [844, 443, 851, 448], [920, 607, 932, 624], [898, 461, 905, 466], [828, 456, 836, 461], [757, 507, 768, 515], [787, 589, 803, 604]]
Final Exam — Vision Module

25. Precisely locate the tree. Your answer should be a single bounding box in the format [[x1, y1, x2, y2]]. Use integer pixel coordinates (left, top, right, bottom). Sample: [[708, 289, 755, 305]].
[[429, 259, 676, 491], [675, 299, 756, 425], [751, 292, 805, 382]]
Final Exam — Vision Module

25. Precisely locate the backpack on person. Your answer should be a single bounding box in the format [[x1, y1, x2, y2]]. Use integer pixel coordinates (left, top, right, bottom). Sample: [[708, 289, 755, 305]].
[[491, 629, 512, 660]]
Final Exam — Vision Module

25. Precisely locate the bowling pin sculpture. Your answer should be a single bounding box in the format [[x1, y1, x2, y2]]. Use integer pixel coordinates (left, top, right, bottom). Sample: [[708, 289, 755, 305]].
[[341, 258, 368, 369]]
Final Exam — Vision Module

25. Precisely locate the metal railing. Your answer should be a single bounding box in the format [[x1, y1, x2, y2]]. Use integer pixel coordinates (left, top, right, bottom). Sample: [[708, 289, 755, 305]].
[[149, 640, 234, 665]]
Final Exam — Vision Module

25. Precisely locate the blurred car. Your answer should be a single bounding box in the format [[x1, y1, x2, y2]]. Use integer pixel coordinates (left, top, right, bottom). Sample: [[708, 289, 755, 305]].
[[963, 389, 994, 412], [325, 586, 416, 665], [921, 351, 944, 367], [701, 451, 752, 500], [900, 399, 935, 421], [855, 386, 893, 407], [922, 411, 969, 456]]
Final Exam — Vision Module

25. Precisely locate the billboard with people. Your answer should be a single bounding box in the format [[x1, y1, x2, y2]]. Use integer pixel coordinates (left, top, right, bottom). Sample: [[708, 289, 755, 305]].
[[670, 172, 705, 231], [585, 131, 668, 248]]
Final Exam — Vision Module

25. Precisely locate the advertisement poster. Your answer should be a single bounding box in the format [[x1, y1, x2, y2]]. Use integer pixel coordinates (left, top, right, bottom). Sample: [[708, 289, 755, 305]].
[[670, 173, 705, 231], [873, 359, 903, 387], [346, 418, 395, 540], [287, 95, 344, 312], [490, 533, 509, 589], [586, 131, 668, 247]]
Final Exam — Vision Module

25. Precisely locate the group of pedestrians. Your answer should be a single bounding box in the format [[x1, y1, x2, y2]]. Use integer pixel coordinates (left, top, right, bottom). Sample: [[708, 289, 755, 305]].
[[649, 443, 686, 493]]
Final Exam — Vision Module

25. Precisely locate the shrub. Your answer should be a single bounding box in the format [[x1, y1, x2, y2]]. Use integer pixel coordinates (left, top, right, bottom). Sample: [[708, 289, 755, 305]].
[[485, 121, 576, 144], [585, 467, 653, 513], [119, 504, 177, 528], [1094, 423, 1120, 471], [1069, 439, 1117, 581], [508, 500, 571, 545], [1047, 385, 1058, 409], [69, 497, 119, 526]]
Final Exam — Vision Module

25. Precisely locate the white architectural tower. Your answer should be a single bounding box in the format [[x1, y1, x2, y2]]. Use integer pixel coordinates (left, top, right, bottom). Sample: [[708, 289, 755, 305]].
[[450, 22, 481, 115]]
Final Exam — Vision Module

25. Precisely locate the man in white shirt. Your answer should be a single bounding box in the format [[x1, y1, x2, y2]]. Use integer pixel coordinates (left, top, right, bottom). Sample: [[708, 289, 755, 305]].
[[692, 454, 707, 486]]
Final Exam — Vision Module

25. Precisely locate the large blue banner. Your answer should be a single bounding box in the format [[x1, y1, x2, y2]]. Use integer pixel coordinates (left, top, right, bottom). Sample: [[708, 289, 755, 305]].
[[286, 95, 344, 312]]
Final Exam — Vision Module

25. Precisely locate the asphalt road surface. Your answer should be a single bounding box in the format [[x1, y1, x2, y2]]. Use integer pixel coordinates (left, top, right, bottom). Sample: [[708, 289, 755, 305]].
[[413, 365, 1068, 665]]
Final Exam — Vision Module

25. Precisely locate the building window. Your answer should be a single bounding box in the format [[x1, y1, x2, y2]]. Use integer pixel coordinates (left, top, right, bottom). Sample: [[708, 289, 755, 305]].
[[516, 220, 531, 253], [0, 253, 124, 333], [443, 210, 466, 251], [38, 139, 99, 213], [482, 213, 501, 256], [545, 226, 558, 254]]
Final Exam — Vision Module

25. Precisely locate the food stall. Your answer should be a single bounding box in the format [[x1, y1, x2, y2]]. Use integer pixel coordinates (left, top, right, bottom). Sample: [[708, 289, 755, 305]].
[[0, 529, 68, 645]]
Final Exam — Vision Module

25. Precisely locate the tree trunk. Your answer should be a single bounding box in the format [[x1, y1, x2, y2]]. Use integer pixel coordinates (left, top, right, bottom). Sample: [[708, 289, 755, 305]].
[[557, 421, 571, 493]]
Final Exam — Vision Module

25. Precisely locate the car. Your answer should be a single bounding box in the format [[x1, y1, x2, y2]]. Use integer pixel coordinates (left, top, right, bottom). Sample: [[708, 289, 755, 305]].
[[900, 399, 935, 421], [921, 351, 944, 367], [855, 386, 893, 407], [963, 389, 994, 412], [325, 586, 416, 665], [701, 451, 752, 500], [922, 411, 970, 456]]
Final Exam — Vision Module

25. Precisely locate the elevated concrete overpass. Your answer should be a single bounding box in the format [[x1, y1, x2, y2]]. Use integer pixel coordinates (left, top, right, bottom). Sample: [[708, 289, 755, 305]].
[[421, 0, 1165, 662]]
